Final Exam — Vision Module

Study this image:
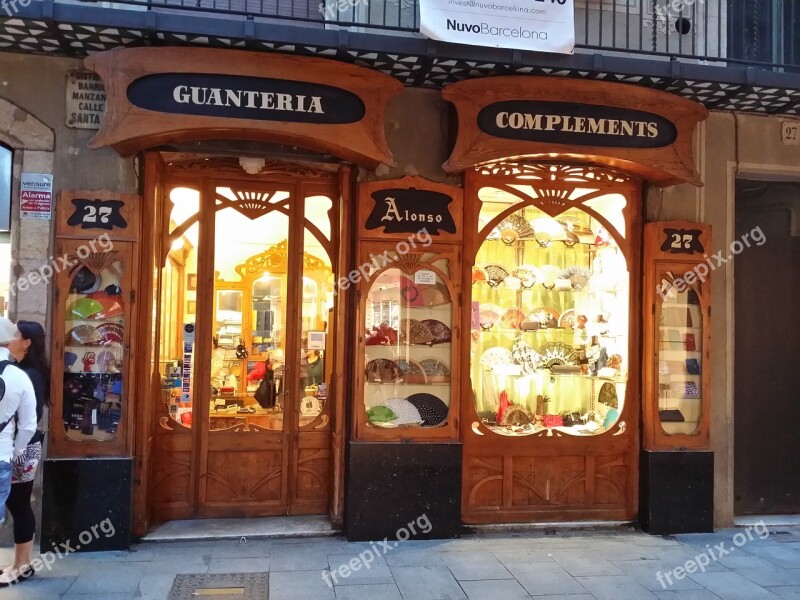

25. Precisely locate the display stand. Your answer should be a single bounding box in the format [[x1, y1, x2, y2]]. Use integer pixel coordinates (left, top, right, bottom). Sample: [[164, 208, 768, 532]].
[[641, 220, 713, 533], [346, 176, 463, 540], [42, 190, 140, 551]]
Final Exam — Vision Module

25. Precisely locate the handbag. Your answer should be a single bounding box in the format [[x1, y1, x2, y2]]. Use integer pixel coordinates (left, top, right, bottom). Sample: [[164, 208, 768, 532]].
[[254, 367, 276, 409]]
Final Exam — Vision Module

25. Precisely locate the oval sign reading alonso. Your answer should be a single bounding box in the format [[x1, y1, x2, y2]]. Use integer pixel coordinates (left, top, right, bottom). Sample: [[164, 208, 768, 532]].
[[127, 73, 366, 125], [478, 100, 677, 149]]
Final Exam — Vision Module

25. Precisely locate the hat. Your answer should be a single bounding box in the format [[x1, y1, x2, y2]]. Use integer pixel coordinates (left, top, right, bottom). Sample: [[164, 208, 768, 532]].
[[0, 318, 18, 345]]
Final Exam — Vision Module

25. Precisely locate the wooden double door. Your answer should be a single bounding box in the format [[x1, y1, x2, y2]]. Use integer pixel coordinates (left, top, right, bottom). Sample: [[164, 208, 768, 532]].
[[145, 155, 344, 522]]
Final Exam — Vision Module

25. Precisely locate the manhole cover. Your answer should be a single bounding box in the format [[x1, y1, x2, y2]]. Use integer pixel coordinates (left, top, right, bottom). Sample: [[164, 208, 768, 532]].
[[168, 573, 268, 600]]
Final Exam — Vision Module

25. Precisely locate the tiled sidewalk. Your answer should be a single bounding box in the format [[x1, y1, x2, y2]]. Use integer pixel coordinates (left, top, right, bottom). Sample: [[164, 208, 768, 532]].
[[1, 525, 799, 599]]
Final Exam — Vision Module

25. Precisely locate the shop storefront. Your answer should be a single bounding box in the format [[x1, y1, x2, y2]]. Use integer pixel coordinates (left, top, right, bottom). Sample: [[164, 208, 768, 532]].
[[42, 45, 720, 547]]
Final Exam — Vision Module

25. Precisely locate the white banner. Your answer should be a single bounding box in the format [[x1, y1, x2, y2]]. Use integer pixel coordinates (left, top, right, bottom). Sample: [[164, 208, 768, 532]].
[[420, 0, 575, 54]]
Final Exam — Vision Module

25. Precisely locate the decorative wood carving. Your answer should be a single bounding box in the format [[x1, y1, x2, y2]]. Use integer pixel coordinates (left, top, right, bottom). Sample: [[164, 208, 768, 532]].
[[85, 47, 402, 167], [442, 76, 709, 186], [460, 162, 641, 524]]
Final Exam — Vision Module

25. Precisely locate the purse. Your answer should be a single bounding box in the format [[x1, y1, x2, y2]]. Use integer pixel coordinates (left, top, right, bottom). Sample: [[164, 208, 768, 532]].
[[254, 368, 276, 409]]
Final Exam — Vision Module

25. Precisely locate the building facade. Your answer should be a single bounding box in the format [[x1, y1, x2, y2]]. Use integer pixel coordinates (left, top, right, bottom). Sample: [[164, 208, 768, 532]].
[[0, 0, 798, 547]]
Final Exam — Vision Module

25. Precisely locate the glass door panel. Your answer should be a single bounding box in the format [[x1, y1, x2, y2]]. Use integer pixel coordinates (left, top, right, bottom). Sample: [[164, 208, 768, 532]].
[[209, 202, 290, 433], [297, 224, 334, 430]]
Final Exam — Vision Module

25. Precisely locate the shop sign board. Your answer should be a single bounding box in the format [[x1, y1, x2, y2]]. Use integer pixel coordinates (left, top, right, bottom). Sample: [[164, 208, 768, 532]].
[[20, 173, 53, 220], [358, 176, 463, 243], [127, 74, 366, 125], [66, 69, 106, 130], [420, 0, 574, 54], [442, 76, 709, 187], [478, 101, 678, 149], [85, 47, 402, 167], [365, 188, 458, 235]]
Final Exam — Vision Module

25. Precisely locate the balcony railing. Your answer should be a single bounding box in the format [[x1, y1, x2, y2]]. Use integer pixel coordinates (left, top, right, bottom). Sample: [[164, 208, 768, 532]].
[[62, 0, 800, 70]]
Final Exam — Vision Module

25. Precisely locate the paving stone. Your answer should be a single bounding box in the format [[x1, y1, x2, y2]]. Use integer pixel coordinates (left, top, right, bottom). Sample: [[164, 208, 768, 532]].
[[752, 546, 800, 569], [655, 591, 727, 600], [718, 555, 785, 570], [63, 562, 150, 594], [490, 549, 556, 565], [385, 548, 446, 567], [460, 578, 532, 600], [391, 565, 467, 599], [549, 551, 625, 577], [738, 568, 800, 587], [771, 587, 800, 599], [688, 571, 782, 599], [612, 558, 704, 591], [440, 551, 512, 580], [210, 540, 271, 558], [334, 583, 403, 600], [576, 575, 658, 599], [61, 594, 135, 600], [270, 569, 336, 600], [137, 573, 177, 600], [327, 553, 394, 585], [505, 561, 589, 596], [207, 557, 270, 574], [269, 543, 331, 571]]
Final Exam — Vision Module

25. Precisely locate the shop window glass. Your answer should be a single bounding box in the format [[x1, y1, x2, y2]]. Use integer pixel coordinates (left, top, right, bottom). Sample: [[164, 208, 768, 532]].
[[364, 254, 454, 429], [297, 221, 335, 431], [656, 273, 703, 435], [471, 182, 629, 436], [159, 186, 200, 428], [63, 256, 126, 441]]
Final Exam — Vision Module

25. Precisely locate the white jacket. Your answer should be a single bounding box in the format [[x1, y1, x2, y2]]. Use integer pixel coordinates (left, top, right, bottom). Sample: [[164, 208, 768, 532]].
[[0, 347, 37, 463]]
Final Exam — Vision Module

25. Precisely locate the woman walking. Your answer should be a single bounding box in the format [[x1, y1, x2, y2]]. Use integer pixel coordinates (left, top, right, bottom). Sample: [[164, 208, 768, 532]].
[[0, 321, 48, 587]]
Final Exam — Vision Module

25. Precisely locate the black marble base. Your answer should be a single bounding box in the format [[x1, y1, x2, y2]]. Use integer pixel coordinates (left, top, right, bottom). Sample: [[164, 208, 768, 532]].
[[41, 458, 132, 552], [640, 449, 714, 535], [346, 442, 462, 541]]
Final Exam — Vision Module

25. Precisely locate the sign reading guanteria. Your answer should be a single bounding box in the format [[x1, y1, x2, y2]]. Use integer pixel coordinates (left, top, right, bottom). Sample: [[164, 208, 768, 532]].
[[84, 47, 402, 167], [442, 76, 709, 187], [420, 0, 574, 54], [126, 73, 366, 124]]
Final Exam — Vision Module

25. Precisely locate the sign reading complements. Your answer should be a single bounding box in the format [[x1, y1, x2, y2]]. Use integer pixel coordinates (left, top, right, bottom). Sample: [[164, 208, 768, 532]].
[[66, 70, 106, 130], [478, 101, 678, 148], [126, 73, 366, 124], [365, 188, 457, 235], [420, 0, 574, 54], [20, 173, 53, 220]]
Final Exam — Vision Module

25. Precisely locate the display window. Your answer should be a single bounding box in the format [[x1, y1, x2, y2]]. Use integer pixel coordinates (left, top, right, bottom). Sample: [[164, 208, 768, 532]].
[[356, 243, 461, 440], [468, 164, 636, 438], [655, 273, 704, 436]]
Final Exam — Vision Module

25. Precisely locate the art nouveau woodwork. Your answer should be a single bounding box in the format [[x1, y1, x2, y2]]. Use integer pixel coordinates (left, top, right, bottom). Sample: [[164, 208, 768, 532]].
[[460, 162, 642, 523], [147, 155, 341, 522], [353, 241, 462, 442], [642, 220, 712, 450], [84, 47, 402, 167], [49, 240, 138, 458], [442, 76, 708, 187]]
